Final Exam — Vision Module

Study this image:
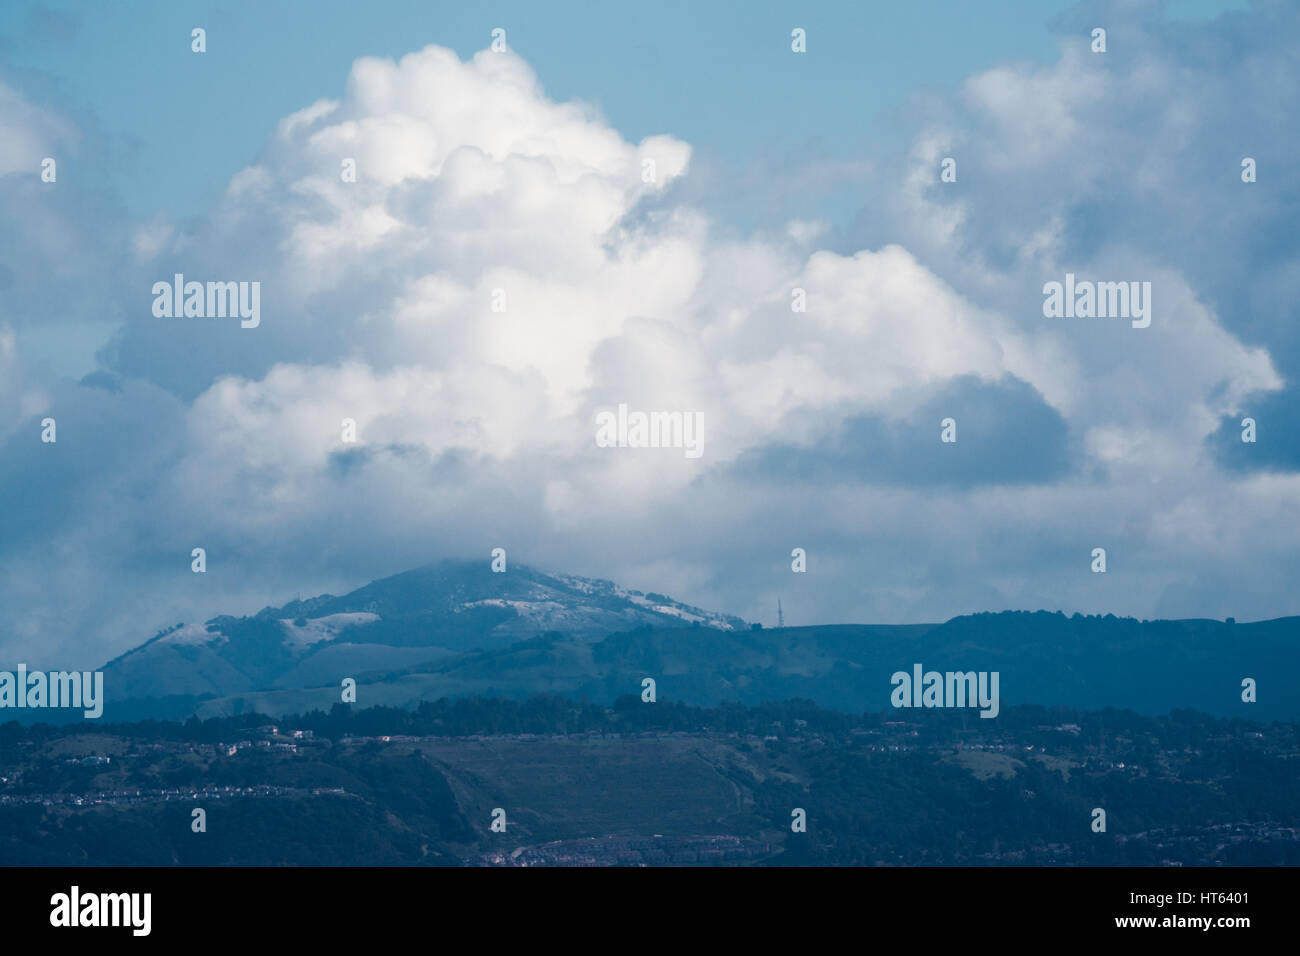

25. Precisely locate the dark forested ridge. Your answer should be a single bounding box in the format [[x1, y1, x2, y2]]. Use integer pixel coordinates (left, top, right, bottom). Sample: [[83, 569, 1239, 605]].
[[85, 558, 1300, 723], [95, 609, 1300, 722], [2, 697, 1295, 866], [25, 586, 1298, 866]]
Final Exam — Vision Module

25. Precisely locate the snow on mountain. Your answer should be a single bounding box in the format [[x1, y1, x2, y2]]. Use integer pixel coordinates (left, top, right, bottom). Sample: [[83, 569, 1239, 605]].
[[101, 561, 747, 708], [280, 612, 382, 649]]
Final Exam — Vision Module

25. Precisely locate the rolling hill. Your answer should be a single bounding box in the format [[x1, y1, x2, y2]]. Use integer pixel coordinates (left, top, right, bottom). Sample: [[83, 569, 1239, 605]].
[[84, 554, 1300, 721], [98, 560, 745, 716]]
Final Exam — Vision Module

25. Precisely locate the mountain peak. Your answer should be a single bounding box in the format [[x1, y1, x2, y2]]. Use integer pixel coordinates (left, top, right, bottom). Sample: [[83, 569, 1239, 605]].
[[102, 560, 746, 709]]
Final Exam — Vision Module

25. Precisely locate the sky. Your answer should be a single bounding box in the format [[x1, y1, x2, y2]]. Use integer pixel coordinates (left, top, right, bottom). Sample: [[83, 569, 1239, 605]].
[[1, 0, 1295, 669]]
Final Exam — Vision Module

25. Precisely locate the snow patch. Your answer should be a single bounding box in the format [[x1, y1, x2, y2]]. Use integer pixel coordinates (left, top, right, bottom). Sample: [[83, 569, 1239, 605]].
[[160, 623, 228, 647], [626, 596, 707, 623], [551, 574, 615, 596], [462, 599, 573, 616], [280, 612, 381, 649]]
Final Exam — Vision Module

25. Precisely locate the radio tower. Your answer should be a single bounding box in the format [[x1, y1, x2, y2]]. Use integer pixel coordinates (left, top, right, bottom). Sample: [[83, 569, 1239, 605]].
[[778, 599, 784, 628]]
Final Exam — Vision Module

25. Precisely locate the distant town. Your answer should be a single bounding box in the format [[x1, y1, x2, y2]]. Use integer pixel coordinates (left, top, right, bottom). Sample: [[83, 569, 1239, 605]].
[[1, 699, 1295, 865]]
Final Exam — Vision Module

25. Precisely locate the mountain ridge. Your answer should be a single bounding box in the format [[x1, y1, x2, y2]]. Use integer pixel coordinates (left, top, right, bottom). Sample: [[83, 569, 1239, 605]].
[[85, 562, 1300, 723], [99, 560, 747, 704]]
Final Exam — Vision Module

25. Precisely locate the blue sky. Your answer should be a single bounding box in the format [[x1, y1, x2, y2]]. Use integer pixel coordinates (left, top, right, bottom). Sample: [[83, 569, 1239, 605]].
[[0, 0, 1294, 670], [0, 0, 1248, 220]]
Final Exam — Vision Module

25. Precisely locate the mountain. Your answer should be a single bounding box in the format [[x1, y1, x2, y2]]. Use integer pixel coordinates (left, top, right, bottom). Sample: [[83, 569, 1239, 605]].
[[178, 611, 1300, 723], [100, 561, 746, 715], [94, 561, 1300, 723]]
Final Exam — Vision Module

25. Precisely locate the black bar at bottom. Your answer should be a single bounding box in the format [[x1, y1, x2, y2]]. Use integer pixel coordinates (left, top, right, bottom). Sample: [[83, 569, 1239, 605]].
[[0, 865, 1280, 943]]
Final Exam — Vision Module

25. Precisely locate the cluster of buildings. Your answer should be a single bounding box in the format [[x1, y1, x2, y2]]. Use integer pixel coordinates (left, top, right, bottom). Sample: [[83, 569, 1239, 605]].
[[0, 783, 342, 808], [476, 834, 773, 867]]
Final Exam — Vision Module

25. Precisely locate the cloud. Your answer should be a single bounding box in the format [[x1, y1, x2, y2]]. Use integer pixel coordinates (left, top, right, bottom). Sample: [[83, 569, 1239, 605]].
[[3, 7, 1299, 667], [733, 375, 1073, 487], [866, 0, 1296, 465]]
